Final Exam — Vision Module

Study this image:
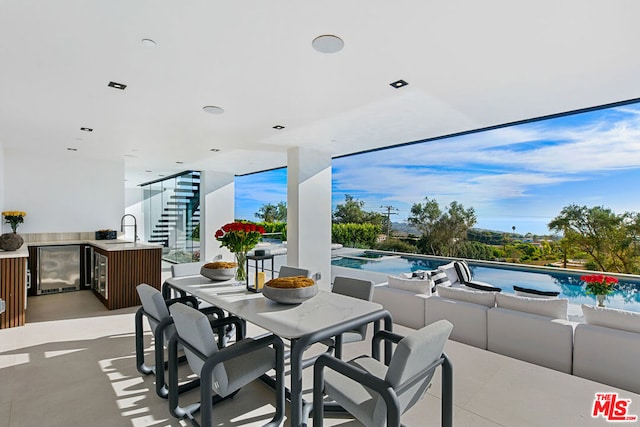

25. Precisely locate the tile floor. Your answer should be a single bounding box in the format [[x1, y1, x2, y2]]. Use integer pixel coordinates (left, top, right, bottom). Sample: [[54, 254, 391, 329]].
[[1, 289, 638, 426]]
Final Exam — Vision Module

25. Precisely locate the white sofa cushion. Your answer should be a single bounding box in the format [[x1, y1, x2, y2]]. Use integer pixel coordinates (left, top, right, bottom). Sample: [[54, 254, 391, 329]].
[[573, 322, 640, 393], [496, 293, 568, 320], [582, 304, 640, 333], [487, 307, 576, 374], [373, 285, 429, 330], [426, 296, 490, 349], [388, 275, 432, 295], [436, 285, 496, 308]]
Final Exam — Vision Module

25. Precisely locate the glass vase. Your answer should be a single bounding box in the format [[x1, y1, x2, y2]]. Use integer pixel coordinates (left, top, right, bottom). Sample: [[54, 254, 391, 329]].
[[234, 251, 247, 282], [596, 294, 606, 307]]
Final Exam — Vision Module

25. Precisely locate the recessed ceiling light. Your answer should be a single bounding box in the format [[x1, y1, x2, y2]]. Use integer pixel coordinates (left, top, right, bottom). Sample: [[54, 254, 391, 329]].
[[312, 35, 344, 53], [67, 147, 78, 151], [390, 79, 408, 89], [108, 81, 127, 90], [176, 161, 183, 164], [273, 125, 285, 130], [203, 105, 224, 114], [141, 38, 156, 47], [80, 127, 93, 132], [210, 148, 221, 152], [145, 170, 152, 173]]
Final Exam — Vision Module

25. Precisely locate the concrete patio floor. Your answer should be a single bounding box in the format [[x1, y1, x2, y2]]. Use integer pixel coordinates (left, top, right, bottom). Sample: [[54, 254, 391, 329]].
[[1, 286, 637, 426]]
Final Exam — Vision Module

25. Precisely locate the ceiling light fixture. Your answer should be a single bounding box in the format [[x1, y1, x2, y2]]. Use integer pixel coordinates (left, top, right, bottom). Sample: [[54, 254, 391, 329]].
[[210, 148, 221, 152], [273, 125, 285, 130], [176, 161, 183, 164], [390, 79, 409, 89], [141, 38, 156, 47], [67, 147, 78, 151], [203, 105, 224, 114], [108, 81, 127, 90], [312, 35, 344, 53], [80, 127, 93, 132]]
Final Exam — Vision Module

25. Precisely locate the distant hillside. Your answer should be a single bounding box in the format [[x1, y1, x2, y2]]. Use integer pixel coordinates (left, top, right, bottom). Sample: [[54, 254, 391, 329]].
[[391, 223, 557, 243]]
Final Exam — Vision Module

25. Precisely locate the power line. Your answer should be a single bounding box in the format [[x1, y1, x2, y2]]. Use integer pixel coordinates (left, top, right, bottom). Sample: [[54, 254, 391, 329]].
[[380, 205, 399, 238]]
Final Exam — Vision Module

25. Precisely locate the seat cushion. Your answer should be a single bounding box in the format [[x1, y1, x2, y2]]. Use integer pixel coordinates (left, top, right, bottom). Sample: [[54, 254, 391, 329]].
[[436, 285, 496, 307], [324, 356, 388, 427]]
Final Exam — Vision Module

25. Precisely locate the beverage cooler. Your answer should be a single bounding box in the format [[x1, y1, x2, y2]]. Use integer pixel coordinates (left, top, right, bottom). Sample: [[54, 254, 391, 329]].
[[36, 245, 81, 295]]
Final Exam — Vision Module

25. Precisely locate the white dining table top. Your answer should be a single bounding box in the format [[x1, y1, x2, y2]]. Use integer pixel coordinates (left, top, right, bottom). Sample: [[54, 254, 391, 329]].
[[164, 275, 386, 340]]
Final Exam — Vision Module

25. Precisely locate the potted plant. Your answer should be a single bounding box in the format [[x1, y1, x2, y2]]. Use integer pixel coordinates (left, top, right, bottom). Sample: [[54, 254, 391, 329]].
[[0, 211, 26, 251], [580, 274, 618, 307]]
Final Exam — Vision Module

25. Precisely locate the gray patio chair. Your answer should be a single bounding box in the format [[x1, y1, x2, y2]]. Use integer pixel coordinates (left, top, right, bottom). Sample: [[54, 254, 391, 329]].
[[135, 283, 226, 398], [277, 265, 311, 278], [313, 319, 454, 427], [168, 302, 285, 427], [331, 276, 375, 358], [171, 261, 205, 278]]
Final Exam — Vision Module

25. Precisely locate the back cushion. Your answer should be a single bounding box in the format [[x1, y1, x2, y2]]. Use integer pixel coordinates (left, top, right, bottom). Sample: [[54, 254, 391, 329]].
[[431, 270, 451, 288], [169, 303, 229, 392], [582, 304, 640, 333], [388, 275, 432, 295], [454, 261, 472, 283], [496, 293, 568, 320], [438, 262, 459, 284], [436, 285, 496, 307]]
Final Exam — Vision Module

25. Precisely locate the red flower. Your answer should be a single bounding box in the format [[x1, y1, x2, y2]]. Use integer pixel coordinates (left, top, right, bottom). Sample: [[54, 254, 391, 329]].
[[214, 221, 265, 253]]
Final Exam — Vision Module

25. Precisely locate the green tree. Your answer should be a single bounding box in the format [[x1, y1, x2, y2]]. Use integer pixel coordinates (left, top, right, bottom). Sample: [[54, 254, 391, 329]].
[[408, 198, 477, 257], [548, 204, 640, 274], [255, 201, 287, 222], [333, 195, 387, 228]]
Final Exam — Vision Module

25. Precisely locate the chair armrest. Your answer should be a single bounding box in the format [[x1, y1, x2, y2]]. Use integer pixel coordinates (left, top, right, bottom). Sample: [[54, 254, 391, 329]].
[[371, 329, 404, 363], [313, 354, 401, 426]]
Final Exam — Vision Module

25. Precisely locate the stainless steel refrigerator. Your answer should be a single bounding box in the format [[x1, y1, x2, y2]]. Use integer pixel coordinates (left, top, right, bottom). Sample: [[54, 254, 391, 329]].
[[37, 245, 81, 295]]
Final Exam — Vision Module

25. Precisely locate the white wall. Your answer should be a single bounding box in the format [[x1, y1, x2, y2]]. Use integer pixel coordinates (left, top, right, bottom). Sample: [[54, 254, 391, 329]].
[[4, 149, 124, 233], [201, 171, 235, 262], [287, 148, 332, 290]]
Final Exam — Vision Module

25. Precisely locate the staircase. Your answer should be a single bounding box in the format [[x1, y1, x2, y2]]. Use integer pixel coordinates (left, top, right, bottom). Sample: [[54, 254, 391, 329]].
[[146, 171, 200, 254]]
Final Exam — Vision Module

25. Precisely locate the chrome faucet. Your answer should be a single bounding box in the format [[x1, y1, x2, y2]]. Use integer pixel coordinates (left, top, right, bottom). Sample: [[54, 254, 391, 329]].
[[120, 214, 138, 242]]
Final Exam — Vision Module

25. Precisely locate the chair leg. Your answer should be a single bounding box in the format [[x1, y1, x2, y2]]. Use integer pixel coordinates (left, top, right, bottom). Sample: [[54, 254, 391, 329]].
[[442, 354, 454, 427], [313, 359, 326, 427], [135, 308, 154, 375]]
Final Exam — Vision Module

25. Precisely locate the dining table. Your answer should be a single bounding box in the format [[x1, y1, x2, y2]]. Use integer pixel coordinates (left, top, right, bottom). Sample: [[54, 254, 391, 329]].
[[163, 275, 393, 426]]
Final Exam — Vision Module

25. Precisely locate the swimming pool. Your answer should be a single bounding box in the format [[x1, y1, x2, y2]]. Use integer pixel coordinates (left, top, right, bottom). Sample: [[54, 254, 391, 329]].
[[332, 252, 640, 313]]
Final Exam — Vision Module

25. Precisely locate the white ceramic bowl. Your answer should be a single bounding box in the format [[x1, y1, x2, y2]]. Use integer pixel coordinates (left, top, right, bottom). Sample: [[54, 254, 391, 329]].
[[263, 282, 318, 304], [200, 266, 236, 281]]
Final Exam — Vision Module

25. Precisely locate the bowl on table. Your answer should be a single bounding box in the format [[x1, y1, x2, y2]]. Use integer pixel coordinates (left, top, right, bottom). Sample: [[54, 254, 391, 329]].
[[200, 261, 237, 281], [262, 276, 318, 304]]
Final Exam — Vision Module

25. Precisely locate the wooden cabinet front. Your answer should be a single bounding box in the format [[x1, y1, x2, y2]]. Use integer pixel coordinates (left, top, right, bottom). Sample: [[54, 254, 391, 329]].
[[0, 257, 27, 328], [93, 247, 162, 310]]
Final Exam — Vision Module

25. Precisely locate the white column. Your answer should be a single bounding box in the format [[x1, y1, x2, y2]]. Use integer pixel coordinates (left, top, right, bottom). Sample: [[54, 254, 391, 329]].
[[201, 171, 235, 262], [287, 148, 332, 290]]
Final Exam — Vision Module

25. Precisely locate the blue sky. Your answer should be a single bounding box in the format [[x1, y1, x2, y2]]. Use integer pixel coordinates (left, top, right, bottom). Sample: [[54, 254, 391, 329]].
[[236, 102, 640, 235]]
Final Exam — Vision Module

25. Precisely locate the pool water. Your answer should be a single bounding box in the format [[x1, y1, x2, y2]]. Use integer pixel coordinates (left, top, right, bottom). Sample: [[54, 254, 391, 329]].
[[332, 254, 640, 313]]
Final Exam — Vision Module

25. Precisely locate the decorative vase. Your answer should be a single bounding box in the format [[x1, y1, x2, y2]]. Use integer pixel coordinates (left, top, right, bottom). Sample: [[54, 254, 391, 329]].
[[596, 294, 606, 307], [234, 251, 247, 282], [0, 232, 24, 251]]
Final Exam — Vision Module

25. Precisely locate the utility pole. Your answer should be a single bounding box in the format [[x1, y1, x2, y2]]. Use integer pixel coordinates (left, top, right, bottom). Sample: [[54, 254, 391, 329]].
[[380, 205, 398, 239]]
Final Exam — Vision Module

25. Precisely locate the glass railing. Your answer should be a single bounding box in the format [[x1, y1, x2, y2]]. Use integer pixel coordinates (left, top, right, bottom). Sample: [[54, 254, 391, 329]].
[[141, 171, 200, 263]]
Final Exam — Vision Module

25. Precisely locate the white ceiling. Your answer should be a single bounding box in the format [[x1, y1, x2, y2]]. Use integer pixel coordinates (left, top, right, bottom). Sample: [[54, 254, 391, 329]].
[[2, 1, 640, 187]]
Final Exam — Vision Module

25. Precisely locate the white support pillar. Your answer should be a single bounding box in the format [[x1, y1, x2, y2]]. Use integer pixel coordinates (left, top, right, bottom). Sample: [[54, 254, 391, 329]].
[[287, 147, 332, 290], [201, 171, 235, 262]]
